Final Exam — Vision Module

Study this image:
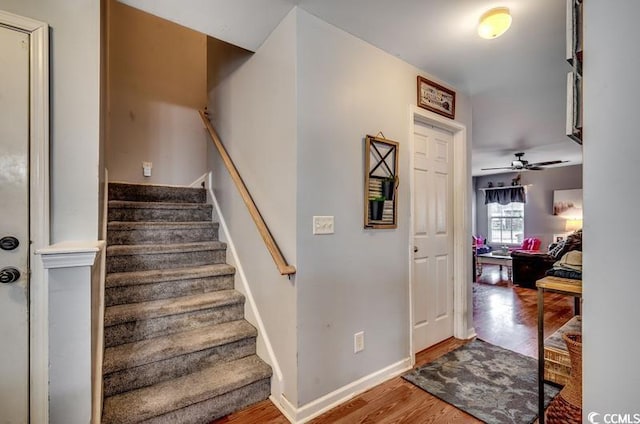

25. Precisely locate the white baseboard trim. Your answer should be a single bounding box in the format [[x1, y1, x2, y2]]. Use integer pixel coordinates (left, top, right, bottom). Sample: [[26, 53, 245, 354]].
[[282, 357, 412, 424], [189, 173, 207, 188], [270, 394, 297, 423], [191, 172, 286, 404], [466, 327, 477, 340]]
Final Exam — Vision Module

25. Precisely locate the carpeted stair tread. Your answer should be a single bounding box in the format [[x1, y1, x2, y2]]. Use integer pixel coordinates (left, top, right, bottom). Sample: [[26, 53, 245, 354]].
[[108, 201, 213, 222], [109, 200, 211, 210], [107, 241, 226, 257], [102, 355, 272, 424], [107, 221, 220, 245], [108, 221, 219, 231], [106, 264, 235, 288], [109, 182, 206, 204], [104, 290, 244, 327], [103, 320, 257, 374]]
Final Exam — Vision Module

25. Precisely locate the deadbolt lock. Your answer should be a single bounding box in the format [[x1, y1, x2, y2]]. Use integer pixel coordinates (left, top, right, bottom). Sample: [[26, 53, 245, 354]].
[[0, 267, 21, 284]]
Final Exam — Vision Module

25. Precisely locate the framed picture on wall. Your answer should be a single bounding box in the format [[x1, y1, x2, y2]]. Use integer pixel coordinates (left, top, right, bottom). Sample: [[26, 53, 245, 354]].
[[417, 76, 456, 119], [566, 71, 583, 144], [364, 135, 399, 229], [553, 189, 583, 217], [553, 234, 567, 243]]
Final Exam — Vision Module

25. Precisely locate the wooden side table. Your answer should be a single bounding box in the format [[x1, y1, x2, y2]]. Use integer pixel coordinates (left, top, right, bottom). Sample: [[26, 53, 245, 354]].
[[536, 276, 582, 424]]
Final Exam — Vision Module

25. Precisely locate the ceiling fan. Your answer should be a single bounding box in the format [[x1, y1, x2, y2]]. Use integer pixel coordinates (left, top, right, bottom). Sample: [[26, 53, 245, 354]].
[[481, 152, 568, 171]]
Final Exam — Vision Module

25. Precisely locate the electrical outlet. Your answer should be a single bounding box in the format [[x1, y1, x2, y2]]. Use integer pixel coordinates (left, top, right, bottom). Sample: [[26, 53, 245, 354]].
[[354, 331, 365, 353], [313, 216, 334, 235]]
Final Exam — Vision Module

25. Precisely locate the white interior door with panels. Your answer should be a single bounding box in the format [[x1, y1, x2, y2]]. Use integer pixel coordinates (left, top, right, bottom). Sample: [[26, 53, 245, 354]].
[[0, 22, 30, 423], [0, 10, 49, 424], [411, 121, 454, 353]]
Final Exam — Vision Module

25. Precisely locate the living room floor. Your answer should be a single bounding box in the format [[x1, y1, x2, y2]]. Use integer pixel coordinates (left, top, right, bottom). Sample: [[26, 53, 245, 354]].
[[211, 265, 575, 424]]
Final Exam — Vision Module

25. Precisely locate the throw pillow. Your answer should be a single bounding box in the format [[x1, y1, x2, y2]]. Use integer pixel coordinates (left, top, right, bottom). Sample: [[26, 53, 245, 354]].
[[554, 250, 582, 271], [548, 239, 567, 258]]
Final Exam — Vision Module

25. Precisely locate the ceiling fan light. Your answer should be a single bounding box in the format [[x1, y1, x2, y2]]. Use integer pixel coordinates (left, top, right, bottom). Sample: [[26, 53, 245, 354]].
[[478, 7, 512, 39]]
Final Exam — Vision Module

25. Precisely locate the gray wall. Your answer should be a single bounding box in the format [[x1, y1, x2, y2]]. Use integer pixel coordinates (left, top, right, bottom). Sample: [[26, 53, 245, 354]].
[[207, 9, 298, 404], [106, 0, 208, 185], [1, 0, 101, 242], [474, 164, 582, 249], [295, 9, 473, 405], [583, 1, 640, 414], [207, 7, 473, 408]]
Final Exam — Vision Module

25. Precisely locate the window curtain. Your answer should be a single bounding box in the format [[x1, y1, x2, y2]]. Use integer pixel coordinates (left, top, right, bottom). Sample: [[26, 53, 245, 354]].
[[484, 186, 526, 205]]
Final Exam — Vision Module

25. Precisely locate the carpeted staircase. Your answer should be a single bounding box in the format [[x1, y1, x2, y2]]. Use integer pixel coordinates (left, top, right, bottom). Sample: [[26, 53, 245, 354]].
[[102, 182, 272, 424]]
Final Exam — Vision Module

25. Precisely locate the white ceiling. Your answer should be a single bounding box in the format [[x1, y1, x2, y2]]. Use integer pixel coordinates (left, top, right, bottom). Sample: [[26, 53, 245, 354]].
[[119, 0, 583, 175]]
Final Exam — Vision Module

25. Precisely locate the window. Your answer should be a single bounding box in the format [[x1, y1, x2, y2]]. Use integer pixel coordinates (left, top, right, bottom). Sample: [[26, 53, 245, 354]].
[[488, 202, 524, 244]]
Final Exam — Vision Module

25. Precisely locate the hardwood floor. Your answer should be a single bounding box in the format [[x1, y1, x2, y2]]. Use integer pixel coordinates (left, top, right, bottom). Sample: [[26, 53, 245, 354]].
[[212, 265, 575, 424]]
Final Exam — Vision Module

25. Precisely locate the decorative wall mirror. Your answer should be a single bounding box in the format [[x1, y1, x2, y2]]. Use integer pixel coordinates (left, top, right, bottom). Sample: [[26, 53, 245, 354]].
[[364, 134, 399, 229]]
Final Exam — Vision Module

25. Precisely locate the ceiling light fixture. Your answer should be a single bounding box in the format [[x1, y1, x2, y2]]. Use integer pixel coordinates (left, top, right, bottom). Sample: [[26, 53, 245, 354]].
[[478, 7, 512, 39]]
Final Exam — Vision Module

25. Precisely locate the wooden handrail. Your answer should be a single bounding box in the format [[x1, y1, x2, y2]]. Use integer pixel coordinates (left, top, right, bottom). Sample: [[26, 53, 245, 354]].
[[199, 110, 296, 276]]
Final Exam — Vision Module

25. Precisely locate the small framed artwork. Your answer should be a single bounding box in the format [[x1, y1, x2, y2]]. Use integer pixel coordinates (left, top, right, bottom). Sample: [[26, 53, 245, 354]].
[[566, 71, 583, 144], [553, 189, 583, 217], [553, 234, 566, 243], [565, 0, 583, 71], [417, 76, 456, 119], [364, 134, 399, 229]]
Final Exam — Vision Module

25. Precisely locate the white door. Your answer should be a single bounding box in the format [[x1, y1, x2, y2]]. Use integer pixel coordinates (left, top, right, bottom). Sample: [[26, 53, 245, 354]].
[[412, 121, 454, 353], [0, 23, 30, 423]]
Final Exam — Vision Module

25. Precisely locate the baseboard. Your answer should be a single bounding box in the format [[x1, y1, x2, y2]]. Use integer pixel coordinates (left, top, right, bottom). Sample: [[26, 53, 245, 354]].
[[189, 173, 208, 188], [282, 357, 412, 424], [270, 394, 296, 424], [466, 327, 477, 340], [192, 172, 286, 405]]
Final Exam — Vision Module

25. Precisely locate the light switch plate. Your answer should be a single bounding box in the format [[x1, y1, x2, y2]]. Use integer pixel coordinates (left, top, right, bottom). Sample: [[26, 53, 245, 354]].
[[313, 216, 334, 235], [142, 161, 152, 177]]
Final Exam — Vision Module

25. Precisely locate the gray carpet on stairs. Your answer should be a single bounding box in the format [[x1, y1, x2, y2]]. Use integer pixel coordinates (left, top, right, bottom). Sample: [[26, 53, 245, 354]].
[[102, 182, 271, 424]]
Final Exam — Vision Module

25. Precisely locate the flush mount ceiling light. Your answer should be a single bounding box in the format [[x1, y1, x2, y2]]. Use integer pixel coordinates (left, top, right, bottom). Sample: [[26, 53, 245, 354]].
[[478, 7, 512, 39]]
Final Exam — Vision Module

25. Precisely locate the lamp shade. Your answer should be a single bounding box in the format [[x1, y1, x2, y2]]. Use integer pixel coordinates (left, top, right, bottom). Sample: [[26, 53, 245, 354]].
[[565, 219, 583, 232], [478, 7, 512, 39]]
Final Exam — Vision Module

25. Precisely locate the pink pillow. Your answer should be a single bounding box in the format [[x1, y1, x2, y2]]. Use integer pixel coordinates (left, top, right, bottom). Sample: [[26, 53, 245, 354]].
[[522, 238, 541, 251], [473, 236, 485, 246]]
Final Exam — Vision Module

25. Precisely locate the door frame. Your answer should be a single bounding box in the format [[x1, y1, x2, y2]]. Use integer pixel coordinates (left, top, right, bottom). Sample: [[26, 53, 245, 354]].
[[408, 104, 474, 363], [0, 10, 50, 423]]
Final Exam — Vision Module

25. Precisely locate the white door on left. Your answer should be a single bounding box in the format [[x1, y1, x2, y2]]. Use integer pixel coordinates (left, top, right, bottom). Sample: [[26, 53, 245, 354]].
[[0, 23, 30, 424]]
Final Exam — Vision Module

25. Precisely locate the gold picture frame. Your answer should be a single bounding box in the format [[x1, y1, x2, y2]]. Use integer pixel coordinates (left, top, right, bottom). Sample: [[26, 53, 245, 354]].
[[417, 75, 456, 119]]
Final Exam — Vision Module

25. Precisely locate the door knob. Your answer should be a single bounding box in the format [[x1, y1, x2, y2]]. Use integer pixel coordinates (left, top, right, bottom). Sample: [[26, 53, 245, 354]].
[[413, 246, 419, 253], [0, 267, 21, 284], [0, 236, 19, 251]]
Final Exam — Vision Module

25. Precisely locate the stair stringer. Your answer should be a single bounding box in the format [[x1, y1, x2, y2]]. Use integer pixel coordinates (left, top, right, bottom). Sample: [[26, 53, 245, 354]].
[[191, 172, 291, 420]]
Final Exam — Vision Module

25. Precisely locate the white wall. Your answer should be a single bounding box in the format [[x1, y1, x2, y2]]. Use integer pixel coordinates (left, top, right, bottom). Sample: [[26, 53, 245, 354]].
[[474, 165, 582, 248], [107, 1, 208, 185], [295, 9, 472, 406], [1, 0, 101, 242], [207, 9, 299, 405], [583, 1, 640, 415]]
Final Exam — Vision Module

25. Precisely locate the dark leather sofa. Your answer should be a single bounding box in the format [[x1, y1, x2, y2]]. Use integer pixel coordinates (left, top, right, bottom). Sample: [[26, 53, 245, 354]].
[[511, 251, 557, 288], [511, 230, 582, 289]]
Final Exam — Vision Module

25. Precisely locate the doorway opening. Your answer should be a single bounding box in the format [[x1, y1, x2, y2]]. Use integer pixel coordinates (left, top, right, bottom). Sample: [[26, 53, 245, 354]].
[[408, 105, 471, 361]]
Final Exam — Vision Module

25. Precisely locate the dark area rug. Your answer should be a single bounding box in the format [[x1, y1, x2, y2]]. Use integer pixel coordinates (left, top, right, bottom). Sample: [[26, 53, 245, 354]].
[[403, 339, 559, 424]]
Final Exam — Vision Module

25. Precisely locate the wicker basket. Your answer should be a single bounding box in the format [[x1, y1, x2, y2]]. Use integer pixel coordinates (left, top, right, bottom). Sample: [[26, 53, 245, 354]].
[[544, 316, 581, 386], [545, 332, 582, 423]]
